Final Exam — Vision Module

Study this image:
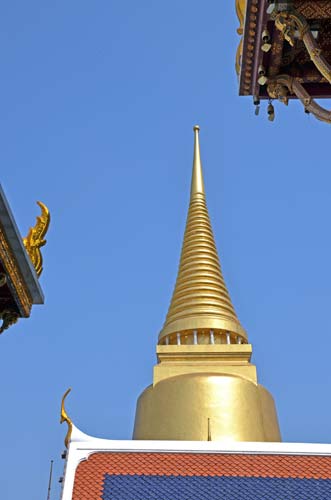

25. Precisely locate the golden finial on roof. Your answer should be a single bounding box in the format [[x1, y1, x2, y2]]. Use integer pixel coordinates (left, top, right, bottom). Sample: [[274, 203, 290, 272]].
[[158, 125, 247, 343], [23, 201, 50, 277], [60, 388, 73, 449]]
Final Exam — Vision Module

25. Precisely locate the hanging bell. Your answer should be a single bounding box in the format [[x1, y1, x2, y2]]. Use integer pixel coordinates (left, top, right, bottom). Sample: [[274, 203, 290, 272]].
[[267, 102, 275, 121], [261, 29, 272, 53]]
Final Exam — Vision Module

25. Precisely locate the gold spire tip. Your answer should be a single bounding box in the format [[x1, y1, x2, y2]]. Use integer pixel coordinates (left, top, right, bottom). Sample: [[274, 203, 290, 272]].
[[191, 124, 204, 196]]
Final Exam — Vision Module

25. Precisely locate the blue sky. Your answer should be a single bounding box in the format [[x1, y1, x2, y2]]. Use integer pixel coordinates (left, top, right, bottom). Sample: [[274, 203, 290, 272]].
[[1, 2, 331, 499]]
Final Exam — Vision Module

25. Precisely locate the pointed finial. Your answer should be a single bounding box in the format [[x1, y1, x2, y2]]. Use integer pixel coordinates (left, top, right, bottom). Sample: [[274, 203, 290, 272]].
[[60, 388, 73, 448], [191, 125, 205, 196], [158, 126, 246, 344]]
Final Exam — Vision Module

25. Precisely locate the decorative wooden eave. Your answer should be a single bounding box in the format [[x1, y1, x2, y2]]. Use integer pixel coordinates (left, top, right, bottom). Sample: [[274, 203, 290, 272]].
[[0, 185, 46, 333], [237, 0, 264, 97], [236, 0, 331, 122], [238, 0, 331, 97]]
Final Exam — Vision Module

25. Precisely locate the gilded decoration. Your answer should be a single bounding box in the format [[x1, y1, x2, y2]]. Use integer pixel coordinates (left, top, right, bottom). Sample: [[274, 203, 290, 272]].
[[60, 388, 73, 449], [235, 0, 246, 75], [274, 11, 331, 84], [0, 223, 32, 317], [238, 0, 331, 122], [267, 74, 331, 123], [23, 201, 50, 277], [265, 7, 331, 123]]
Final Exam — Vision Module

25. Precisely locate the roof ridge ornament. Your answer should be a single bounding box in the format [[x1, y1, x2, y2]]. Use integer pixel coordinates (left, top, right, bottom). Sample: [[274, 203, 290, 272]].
[[23, 201, 50, 277], [60, 388, 73, 449]]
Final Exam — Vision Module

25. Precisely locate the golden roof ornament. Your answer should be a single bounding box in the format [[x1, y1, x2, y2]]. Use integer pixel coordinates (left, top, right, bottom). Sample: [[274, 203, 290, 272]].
[[60, 388, 73, 449], [159, 125, 246, 344], [23, 201, 50, 277]]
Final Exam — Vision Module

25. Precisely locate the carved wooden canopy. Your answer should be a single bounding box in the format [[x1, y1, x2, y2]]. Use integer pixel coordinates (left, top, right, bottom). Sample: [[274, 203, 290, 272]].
[[238, 0, 331, 99]]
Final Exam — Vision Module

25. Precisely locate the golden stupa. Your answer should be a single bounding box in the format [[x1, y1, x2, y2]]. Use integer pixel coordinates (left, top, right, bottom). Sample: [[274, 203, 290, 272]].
[[133, 126, 281, 442]]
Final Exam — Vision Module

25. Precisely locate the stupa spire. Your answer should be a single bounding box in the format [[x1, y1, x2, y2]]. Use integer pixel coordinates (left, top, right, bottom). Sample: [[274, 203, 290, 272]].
[[133, 126, 281, 442], [159, 126, 247, 344]]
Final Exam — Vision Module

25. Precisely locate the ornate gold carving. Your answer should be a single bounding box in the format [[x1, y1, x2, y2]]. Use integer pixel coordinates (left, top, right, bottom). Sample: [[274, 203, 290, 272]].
[[235, 0, 247, 75], [60, 388, 73, 449], [267, 74, 331, 123], [23, 201, 50, 277], [275, 13, 298, 47], [236, 0, 246, 35], [0, 224, 32, 317], [267, 80, 290, 105], [275, 10, 331, 85], [0, 309, 19, 334]]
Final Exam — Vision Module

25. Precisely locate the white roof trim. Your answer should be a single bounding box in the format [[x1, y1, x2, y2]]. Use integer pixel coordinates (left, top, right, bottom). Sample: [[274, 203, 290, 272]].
[[60, 423, 331, 500]]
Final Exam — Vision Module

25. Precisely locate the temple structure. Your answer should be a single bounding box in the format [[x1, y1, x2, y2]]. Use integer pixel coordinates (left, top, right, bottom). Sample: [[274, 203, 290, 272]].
[[132, 126, 280, 443], [0, 186, 50, 334], [236, 0, 331, 123], [59, 128, 331, 500]]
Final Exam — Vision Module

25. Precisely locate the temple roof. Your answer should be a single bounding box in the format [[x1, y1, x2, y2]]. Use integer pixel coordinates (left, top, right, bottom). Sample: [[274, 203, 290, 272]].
[[74, 453, 331, 500], [0, 185, 44, 306], [0, 185, 44, 329], [60, 428, 331, 500], [236, 0, 331, 122]]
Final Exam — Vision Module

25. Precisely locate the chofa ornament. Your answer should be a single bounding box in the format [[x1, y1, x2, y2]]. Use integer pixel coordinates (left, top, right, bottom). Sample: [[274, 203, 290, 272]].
[[23, 201, 50, 277], [60, 388, 73, 449]]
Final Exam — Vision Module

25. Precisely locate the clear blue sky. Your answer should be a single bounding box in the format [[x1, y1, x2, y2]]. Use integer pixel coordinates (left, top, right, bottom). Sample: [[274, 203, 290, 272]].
[[1, 2, 331, 499]]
